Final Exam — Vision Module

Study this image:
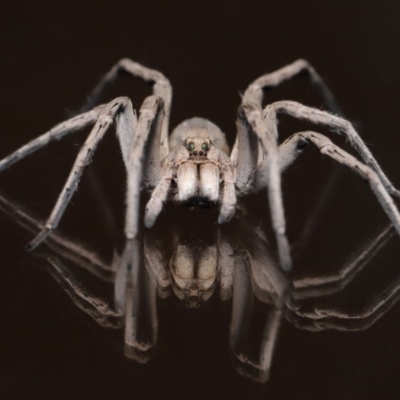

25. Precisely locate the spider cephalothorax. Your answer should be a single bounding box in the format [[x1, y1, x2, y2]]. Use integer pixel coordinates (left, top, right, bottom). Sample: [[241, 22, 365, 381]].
[[1, 58, 399, 273]]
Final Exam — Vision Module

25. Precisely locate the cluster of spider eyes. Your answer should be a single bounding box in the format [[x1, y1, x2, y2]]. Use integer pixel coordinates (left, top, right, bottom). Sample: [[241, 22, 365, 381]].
[[186, 141, 210, 157]]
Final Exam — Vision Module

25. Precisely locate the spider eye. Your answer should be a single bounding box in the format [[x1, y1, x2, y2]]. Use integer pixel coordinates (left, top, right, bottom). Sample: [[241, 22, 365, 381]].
[[187, 142, 195, 151], [201, 142, 210, 152]]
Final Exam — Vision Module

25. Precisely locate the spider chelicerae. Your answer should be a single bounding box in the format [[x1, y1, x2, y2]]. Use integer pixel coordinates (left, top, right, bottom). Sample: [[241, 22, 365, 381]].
[[0, 58, 399, 272]]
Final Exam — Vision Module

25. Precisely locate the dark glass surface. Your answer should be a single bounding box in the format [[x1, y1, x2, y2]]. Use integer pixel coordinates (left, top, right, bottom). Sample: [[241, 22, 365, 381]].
[[2, 2, 400, 399]]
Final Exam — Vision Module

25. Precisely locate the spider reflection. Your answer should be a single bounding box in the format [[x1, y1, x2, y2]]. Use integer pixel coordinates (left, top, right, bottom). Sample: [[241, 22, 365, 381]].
[[0, 192, 398, 383]]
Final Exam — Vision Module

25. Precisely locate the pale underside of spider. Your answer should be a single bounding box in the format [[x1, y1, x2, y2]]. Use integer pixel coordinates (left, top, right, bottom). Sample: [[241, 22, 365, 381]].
[[1, 58, 400, 272]]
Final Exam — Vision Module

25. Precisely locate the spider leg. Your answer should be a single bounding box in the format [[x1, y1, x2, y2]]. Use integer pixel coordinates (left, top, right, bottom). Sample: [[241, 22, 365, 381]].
[[25, 97, 137, 251], [240, 61, 364, 256], [124, 95, 165, 239], [113, 95, 165, 319], [240, 102, 292, 272], [143, 159, 174, 228], [243, 59, 340, 112], [46, 256, 123, 328], [231, 59, 341, 162], [277, 131, 400, 236], [280, 132, 400, 330], [79, 58, 172, 159], [218, 163, 237, 224], [264, 101, 400, 199], [233, 109, 260, 194], [0, 106, 103, 173]]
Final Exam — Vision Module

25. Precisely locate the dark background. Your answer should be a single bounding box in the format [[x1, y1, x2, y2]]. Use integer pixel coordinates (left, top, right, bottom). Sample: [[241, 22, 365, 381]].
[[1, 1, 400, 399]]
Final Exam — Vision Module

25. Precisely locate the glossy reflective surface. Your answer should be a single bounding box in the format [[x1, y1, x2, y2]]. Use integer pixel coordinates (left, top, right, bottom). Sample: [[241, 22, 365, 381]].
[[2, 2, 400, 398]]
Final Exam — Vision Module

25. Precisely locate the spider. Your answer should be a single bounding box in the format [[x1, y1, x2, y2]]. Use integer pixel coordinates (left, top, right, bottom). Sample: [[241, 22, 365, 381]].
[[0, 190, 397, 383], [1, 58, 399, 272]]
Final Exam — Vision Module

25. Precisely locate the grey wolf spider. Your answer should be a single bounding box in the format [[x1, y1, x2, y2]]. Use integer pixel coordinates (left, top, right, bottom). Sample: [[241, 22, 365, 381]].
[[1, 58, 399, 271]]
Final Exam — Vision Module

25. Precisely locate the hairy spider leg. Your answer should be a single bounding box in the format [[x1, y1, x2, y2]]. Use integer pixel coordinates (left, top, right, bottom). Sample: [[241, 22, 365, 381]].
[[0, 107, 102, 172], [233, 60, 345, 271], [124, 95, 165, 238], [239, 102, 292, 272], [262, 101, 400, 250], [237, 59, 345, 253], [242, 59, 341, 113], [24, 97, 137, 250], [279, 131, 400, 234], [76, 59, 172, 231], [264, 101, 400, 198], [23, 95, 164, 251], [232, 59, 342, 163], [241, 99, 400, 271], [79, 58, 172, 159]]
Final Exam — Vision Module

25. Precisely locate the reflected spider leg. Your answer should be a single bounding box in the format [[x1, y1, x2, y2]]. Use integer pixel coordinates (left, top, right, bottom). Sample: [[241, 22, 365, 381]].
[[46, 256, 123, 328], [217, 230, 235, 301], [79, 58, 172, 159], [143, 232, 171, 299], [311, 273, 400, 331], [293, 224, 394, 300], [47, 243, 158, 362], [0, 190, 117, 281], [229, 249, 284, 383], [285, 224, 399, 331], [124, 244, 158, 363]]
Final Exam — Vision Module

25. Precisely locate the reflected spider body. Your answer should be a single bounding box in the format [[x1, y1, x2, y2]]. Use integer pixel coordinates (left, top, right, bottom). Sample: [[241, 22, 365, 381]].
[[1, 190, 398, 383], [1, 58, 400, 273]]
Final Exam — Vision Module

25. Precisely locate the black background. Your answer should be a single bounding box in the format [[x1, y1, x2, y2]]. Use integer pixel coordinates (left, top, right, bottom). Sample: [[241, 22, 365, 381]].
[[1, 1, 400, 399]]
